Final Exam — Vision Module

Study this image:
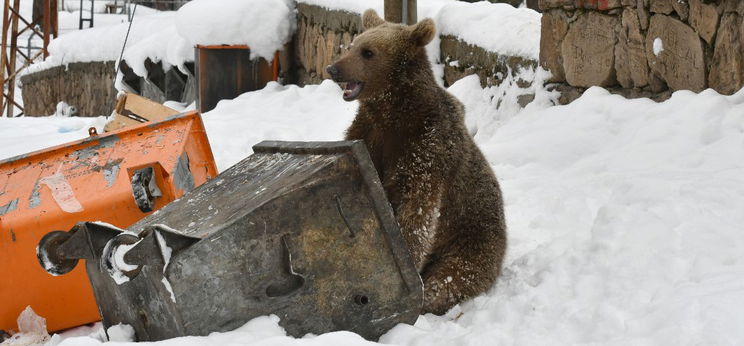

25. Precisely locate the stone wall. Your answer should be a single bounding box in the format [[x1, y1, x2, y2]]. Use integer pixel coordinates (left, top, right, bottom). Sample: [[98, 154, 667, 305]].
[[21, 3, 541, 116], [20, 61, 117, 117], [292, 3, 361, 85], [540, 0, 744, 103], [293, 3, 539, 92]]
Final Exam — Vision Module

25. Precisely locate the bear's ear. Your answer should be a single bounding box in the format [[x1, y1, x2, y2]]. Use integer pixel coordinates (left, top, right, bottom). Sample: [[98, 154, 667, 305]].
[[362, 9, 385, 31], [409, 18, 436, 47]]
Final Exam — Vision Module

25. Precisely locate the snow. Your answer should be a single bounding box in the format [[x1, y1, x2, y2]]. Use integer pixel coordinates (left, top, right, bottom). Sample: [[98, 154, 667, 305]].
[[155, 231, 176, 303], [202, 80, 357, 171], [295, 0, 539, 59], [175, 0, 294, 61], [23, 11, 181, 76], [3, 72, 744, 344], [653, 37, 664, 56], [106, 324, 135, 342], [24, 0, 295, 79], [26, 0, 539, 83], [297, 0, 383, 14], [436, 1, 541, 60]]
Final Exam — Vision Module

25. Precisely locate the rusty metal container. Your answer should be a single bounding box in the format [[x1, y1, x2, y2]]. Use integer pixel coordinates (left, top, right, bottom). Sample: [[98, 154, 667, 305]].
[[37, 141, 423, 341], [195, 45, 278, 113], [0, 111, 218, 333]]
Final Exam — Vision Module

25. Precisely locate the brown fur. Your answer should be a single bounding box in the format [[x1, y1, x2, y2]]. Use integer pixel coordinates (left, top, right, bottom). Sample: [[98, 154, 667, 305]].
[[328, 10, 507, 315]]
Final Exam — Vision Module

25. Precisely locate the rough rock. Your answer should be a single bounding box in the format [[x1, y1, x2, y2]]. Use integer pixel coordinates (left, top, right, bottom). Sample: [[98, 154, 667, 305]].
[[539, 0, 576, 11], [615, 8, 649, 88], [689, 0, 720, 44], [637, 0, 650, 30], [645, 14, 706, 92], [561, 11, 619, 87], [649, 0, 674, 14], [540, 9, 570, 82], [539, 0, 622, 11], [441, 35, 537, 88], [709, 13, 744, 94], [672, 0, 690, 21], [719, 0, 744, 15]]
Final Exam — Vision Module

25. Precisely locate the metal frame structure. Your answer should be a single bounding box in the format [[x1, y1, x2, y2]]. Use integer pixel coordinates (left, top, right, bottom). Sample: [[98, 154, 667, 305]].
[[0, 0, 57, 117]]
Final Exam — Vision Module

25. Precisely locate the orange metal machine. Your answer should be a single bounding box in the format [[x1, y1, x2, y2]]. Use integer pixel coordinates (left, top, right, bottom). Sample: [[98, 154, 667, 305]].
[[0, 111, 218, 332]]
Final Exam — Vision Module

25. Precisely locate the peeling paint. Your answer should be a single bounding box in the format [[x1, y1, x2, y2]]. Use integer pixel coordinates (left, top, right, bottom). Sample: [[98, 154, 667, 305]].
[[40, 172, 84, 213], [173, 153, 195, 193], [71, 135, 121, 169], [29, 180, 42, 209], [0, 198, 19, 216], [102, 159, 124, 188]]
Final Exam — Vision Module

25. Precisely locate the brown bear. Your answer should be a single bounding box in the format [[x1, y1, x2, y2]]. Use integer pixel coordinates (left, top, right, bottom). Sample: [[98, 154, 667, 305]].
[[326, 10, 507, 315]]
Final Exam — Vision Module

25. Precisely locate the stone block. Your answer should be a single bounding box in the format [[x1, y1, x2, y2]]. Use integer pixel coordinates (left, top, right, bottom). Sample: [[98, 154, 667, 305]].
[[709, 13, 744, 94], [561, 11, 619, 87], [689, 0, 720, 44], [616, 8, 649, 88], [645, 14, 706, 92], [540, 9, 569, 82]]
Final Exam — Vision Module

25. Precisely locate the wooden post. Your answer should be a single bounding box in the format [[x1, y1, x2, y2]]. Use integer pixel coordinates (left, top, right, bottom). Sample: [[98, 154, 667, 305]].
[[384, 0, 416, 25], [5, 0, 20, 117]]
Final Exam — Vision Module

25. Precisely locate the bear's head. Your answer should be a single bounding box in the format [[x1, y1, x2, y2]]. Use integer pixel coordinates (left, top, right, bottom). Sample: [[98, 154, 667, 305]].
[[326, 9, 436, 102]]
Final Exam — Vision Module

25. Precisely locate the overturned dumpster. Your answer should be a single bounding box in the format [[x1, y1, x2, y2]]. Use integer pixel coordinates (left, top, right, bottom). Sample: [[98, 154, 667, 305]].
[[38, 141, 424, 341], [0, 111, 218, 333]]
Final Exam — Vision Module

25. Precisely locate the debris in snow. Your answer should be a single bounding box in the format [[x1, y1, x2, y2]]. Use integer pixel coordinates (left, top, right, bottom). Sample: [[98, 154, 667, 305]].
[[1, 306, 50, 346], [106, 323, 135, 342], [52, 102, 77, 117], [653, 37, 664, 56]]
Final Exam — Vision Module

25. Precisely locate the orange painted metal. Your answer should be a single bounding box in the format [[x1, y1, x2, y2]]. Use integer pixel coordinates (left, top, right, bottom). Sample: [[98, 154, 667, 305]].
[[0, 111, 218, 332]]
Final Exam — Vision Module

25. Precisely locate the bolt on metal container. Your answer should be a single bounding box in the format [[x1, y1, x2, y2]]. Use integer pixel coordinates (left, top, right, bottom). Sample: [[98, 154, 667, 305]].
[[38, 140, 423, 341]]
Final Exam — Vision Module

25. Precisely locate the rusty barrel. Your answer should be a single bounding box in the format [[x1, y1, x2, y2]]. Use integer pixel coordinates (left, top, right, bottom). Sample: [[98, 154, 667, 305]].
[[0, 111, 217, 332], [37, 141, 423, 341]]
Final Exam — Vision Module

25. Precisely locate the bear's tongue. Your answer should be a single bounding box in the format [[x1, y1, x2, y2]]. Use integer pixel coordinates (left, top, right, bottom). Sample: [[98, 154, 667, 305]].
[[343, 81, 362, 101]]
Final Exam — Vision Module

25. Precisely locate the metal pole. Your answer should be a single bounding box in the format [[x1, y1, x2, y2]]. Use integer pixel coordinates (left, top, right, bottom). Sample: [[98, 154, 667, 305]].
[[384, 0, 416, 24], [6, 0, 21, 117], [0, 0, 11, 117], [43, 0, 50, 57]]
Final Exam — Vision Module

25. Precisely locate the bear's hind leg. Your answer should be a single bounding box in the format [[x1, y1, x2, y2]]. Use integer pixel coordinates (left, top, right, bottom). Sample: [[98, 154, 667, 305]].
[[420, 235, 504, 315]]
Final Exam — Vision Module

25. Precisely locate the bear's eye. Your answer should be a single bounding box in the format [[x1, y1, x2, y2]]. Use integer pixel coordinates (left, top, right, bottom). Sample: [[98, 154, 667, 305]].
[[361, 49, 374, 59]]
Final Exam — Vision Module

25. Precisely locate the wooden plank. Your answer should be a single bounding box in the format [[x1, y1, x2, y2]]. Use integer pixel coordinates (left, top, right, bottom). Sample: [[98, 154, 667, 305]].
[[103, 93, 179, 132]]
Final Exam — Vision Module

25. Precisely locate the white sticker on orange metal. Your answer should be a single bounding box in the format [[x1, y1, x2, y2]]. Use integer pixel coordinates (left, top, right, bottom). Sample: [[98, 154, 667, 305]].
[[40, 172, 84, 213]]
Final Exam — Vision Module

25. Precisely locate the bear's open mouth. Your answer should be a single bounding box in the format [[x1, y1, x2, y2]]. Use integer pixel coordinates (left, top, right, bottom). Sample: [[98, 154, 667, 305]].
[[342, 81, 363, 101]]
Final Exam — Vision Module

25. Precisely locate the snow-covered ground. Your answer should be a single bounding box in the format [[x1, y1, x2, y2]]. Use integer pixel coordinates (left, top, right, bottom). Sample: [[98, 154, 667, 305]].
[[3, 74, 744, 345]]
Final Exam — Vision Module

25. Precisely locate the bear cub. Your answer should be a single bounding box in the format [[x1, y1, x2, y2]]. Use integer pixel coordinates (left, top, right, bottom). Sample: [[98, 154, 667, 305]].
[[327, 10, 507, 315]]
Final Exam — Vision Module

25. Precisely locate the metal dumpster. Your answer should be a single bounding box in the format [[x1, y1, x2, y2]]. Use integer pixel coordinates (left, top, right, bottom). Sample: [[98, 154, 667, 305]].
[[0, 111, 218, 333], [37, 141, 423, 341]]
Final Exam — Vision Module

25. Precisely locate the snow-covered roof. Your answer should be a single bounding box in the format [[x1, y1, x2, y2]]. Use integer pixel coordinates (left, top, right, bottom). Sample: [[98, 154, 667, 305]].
[[25, 0, 294, 78], [25, 0, 540, 80]]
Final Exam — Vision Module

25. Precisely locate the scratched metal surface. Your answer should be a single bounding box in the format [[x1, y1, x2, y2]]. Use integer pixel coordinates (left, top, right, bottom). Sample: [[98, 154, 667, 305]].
[[127, 151, 339, 239], [69, 141, 423, 341]]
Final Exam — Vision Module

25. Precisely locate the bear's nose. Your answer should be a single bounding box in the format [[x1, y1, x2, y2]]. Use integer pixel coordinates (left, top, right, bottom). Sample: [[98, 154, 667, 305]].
[[326, 64, 340, 80]]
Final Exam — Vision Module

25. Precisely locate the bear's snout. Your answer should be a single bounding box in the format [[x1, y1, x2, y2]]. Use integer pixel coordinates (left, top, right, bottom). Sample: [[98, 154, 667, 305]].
[[326, 64, 341, 81]]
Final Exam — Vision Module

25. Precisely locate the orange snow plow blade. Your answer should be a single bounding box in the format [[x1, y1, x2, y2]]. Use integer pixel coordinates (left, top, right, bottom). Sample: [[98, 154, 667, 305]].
[[0, 111, 217, 333]]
